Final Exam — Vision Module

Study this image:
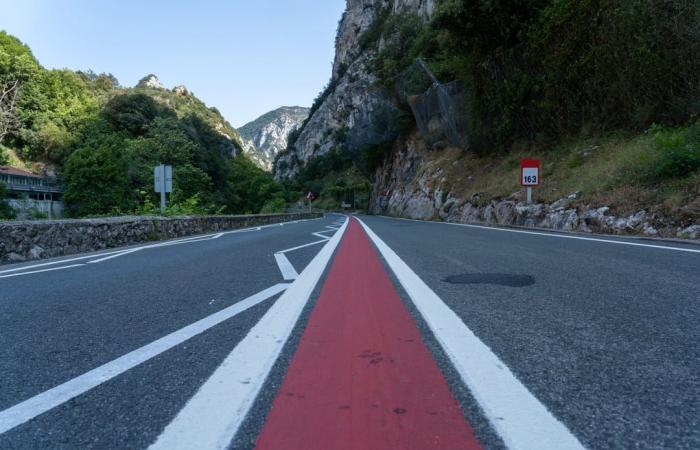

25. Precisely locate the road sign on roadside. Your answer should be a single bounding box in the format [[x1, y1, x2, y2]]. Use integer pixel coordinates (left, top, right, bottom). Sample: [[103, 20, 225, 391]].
[[154, 165, 173, 193], [520, 159, 540, 186], [520, 159, 540, 204], [154, 165, 173, 213]]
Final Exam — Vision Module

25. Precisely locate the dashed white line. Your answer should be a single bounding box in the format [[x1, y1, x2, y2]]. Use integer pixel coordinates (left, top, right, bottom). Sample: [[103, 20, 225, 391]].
[[149, 218, 349, 450], [357, 217, 585, 450], [273, 252, 299, 280], [0, 283, 290, 435]]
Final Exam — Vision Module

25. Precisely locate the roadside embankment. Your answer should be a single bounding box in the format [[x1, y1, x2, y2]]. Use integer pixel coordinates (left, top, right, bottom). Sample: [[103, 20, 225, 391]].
[[0, 213, 322, 265]]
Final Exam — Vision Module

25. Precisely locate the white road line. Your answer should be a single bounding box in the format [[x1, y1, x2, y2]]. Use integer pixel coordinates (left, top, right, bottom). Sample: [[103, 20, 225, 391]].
[[357, 218, 585, 450], [0, 283, 289, 435], [87, 249, 142, 264], [0, 251, 125, 275], [149, 218, 349, 450], [277, 239, 328, 254], [380, 215, 700, 254], [0, 218, 323, 276], [273, 253, 299, 280], [312, 231, 333, 240], [0, 264, 85, 279]]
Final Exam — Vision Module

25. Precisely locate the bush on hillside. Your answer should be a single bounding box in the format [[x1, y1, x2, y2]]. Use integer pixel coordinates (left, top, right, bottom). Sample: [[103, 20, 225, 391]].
[[368, 0, 700, 149]]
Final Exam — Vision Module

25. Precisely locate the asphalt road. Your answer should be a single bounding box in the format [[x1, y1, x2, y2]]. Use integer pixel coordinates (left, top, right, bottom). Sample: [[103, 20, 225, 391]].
[[0, 215, 342, 449], [0, 213, 697, 449], [358, 215, 700, 450]]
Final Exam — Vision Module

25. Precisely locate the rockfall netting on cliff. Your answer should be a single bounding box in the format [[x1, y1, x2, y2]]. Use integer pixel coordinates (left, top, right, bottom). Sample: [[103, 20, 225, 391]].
[[397, 59, 470, 150]]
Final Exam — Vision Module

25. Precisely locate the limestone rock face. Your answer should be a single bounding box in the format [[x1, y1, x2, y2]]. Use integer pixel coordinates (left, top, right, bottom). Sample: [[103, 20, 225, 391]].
[[368, 135, 698, 239], [239, 107, 310, 171], [274, 0, 434, 180], [136, 74, 165, 90], [173, 85, 189, 96]]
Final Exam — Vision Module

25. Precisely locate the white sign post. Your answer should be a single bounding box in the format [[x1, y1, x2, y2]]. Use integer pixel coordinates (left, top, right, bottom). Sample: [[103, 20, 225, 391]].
[[154, 165, 173, 213], [520, 159, 541, 204]]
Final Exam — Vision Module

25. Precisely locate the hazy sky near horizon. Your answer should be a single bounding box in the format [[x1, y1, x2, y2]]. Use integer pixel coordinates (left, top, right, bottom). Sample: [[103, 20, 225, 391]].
[[0, 0, 346, 127]]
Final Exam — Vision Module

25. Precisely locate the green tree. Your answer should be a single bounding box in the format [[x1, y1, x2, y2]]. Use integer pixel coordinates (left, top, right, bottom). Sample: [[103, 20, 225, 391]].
[[62, 132, 134, 217], [226, 156, 284, 214]]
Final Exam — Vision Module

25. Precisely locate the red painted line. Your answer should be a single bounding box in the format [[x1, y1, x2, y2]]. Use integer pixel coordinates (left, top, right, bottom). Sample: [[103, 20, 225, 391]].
[[256, 219, 481, 450]]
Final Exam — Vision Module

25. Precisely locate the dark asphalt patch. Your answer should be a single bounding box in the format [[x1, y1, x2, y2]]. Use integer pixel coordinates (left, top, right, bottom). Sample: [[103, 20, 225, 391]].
[[443, 273, 535, 287]]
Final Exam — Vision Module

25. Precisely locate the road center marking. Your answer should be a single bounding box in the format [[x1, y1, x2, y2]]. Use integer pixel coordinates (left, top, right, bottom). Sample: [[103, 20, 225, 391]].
[[149, 218, 349, 450], [357, 217, 585, 450]]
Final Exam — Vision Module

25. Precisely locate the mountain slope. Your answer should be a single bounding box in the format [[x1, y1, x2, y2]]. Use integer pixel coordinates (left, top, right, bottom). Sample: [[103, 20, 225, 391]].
[[273, 0, 700, 239], [239, 106, 309, 171]]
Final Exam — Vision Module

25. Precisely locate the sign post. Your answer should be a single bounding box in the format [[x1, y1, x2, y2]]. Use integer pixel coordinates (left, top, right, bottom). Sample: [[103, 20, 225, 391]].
[[306, 192, 315, 211], [154, 165, 173, 213], [520, 159, 541, 204]]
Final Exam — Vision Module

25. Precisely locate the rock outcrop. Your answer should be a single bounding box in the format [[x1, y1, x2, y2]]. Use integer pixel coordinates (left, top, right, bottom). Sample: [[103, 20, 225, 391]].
[[275, 0, 432, 180], [369, 137, 699, 240], [239, 106, 309, 171], [136, 74, 165, 90]]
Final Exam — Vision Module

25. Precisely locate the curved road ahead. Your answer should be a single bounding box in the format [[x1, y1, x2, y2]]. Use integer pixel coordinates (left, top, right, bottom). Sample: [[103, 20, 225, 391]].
[[0, 214, 698, 449]]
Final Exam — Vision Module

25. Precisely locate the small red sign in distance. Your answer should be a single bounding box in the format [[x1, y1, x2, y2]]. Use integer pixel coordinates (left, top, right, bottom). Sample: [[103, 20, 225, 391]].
[[520, 158, 541, 187]]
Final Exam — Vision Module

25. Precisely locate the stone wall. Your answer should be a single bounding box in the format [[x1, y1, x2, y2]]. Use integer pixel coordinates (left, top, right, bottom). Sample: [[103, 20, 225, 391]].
[[0, 213, 322, 265]]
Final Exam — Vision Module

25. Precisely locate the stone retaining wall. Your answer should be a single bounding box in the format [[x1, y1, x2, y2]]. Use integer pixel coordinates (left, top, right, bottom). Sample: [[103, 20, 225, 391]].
[[0, 213, 322, 265]]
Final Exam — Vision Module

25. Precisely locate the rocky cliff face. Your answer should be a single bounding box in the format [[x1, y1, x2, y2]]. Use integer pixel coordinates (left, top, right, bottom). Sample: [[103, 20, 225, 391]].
[[274, 0, 434, 180], [136, 74, 165, 90], [369, 133, 700, 239], [239, 106, 309, 171]]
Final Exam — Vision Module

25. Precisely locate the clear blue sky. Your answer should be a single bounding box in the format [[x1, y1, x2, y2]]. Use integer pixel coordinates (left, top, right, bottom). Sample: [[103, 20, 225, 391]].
[[0, 0, 346, 127]]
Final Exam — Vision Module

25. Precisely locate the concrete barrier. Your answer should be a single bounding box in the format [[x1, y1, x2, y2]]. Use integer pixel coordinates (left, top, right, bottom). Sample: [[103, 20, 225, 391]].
[[0, 213, 323, 265]]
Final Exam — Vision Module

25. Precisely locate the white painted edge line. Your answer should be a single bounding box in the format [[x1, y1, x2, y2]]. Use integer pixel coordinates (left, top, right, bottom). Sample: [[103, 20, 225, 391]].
[[0, 264, 85, 279], [273, 253, 299, 280], [278, 239, 328, 254], [379, 215, 700, 254], [149, 217, 349, 450], [0, 251, 125, 275], [357, 217, 585, 450], [87, 249, 142, 264], [0, 283, 290, 435], [0, 218, 323, 276]]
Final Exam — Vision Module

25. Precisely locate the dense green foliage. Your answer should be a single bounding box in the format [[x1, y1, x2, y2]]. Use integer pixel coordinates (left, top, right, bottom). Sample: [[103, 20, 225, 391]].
[[280, 147, 370, 210], [628, 122, 700, 184], [226, 156, 285, 214], [367, 0, 700, 149], [1, 31, 285, 218]]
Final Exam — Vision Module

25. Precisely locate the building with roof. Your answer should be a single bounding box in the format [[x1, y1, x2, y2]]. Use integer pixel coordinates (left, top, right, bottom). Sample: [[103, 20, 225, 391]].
[[0, 166, 64, 219]]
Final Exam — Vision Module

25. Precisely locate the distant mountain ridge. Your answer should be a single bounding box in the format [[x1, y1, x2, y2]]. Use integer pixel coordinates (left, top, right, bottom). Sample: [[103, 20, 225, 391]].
[[239, 106, 309, 171]]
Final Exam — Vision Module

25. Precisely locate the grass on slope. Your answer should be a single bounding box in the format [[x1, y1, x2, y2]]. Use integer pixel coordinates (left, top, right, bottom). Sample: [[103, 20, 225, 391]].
[[413, 123, 700, 221]]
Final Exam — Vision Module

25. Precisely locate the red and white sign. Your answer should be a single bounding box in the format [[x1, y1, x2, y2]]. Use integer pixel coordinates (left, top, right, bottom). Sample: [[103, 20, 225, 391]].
[[306, 192, 316, 201], [520, 159, 541, 186]]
